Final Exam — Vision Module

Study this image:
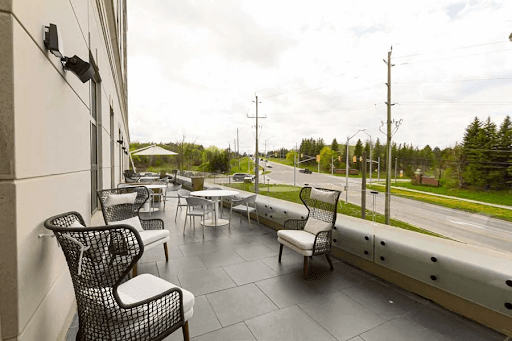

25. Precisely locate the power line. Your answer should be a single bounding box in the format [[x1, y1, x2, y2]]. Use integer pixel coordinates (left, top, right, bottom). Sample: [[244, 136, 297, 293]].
[[393, 41, 506, 59], [398, 48, 511, 65], [394, 77, 512, 85]]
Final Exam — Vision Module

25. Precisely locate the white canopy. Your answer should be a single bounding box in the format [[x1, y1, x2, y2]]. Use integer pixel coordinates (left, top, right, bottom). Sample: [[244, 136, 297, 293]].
[[132, 146, 177, 156]]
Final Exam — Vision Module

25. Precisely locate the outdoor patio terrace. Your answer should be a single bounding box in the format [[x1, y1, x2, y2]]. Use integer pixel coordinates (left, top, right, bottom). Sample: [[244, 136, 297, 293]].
[[66, 187, 508, 341]]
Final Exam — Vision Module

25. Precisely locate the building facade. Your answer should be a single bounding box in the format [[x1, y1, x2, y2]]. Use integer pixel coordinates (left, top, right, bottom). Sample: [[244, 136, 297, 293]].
[[0, 0, 129, 339]]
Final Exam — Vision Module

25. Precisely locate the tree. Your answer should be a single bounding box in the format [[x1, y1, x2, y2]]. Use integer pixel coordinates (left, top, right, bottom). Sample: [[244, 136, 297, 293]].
[[319, 146, 334, 172], [354, 139, 363, 169], [331, 139, 339, 153], [286, 151, 298, 164], [497, 116, 512, 186]]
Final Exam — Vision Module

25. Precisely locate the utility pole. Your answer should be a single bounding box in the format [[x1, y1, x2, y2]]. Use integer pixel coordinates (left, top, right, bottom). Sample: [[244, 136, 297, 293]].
[[248, 94, 266, 193], [237, 128, 240, 170], [361, 151, 367, 219], [384, 47, 394, 225]]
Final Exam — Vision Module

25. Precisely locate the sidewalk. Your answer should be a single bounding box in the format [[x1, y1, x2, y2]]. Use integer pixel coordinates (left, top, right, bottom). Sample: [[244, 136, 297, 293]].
[[372, 183, 512, 211]]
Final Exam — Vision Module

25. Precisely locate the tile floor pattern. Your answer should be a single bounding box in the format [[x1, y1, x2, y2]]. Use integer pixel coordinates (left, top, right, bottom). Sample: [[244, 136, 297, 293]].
[[66, 197, 508, 341]]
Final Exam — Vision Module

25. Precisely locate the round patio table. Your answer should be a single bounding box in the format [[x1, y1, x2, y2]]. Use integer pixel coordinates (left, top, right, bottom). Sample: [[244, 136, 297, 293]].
[[190, 189, 239, 227]]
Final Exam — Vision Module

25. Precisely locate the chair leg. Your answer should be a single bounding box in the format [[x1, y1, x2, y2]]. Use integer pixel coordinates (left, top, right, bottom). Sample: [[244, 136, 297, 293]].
[[164, 243, 169, 261], [183, 208, 188, 234], [278, 244, 283, 262], [132, 263, 138, 277], [247, 208, 252, 229], [228, 206, 232, 231], [255, 208, 260, 226], [175, 200, 180, 222], [303, 256, 309, 278], [326, 254, 334, 270], [182, 321, 190, 341]]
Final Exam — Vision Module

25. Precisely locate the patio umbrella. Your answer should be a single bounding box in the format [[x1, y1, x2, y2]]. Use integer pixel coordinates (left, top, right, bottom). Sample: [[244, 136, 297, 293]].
[[129, 145, 177, 172], [132, 145, 178, 156]]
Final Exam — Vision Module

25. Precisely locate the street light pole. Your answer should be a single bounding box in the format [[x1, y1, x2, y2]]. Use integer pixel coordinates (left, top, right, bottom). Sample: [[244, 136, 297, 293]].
[[361, 129, 373, 186], [345, 130, 364, 203]]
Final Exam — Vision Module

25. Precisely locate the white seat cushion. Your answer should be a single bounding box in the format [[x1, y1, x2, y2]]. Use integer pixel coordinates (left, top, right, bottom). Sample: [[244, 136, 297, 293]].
[[277, 230, 316, 250], [303, 218, 331, 235], [106, 193, 138, 206], [118, 274, 195, 321], [112, 216, 144, 232], [139, 229, 170, 245], [310, 187, 338, 204]]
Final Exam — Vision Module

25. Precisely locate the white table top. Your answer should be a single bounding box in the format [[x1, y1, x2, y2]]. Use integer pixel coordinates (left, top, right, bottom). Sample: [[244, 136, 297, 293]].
[[191, 189, 239, 197], [119, 183, 167, 189]]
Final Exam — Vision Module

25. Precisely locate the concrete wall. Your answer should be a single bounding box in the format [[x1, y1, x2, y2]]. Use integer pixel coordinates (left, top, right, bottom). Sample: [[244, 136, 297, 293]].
[[0, 1, 128, 340]]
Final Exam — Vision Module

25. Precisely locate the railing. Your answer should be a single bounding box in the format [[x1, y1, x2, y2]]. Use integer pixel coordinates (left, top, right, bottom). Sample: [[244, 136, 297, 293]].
[[176, 173, 512, 334]]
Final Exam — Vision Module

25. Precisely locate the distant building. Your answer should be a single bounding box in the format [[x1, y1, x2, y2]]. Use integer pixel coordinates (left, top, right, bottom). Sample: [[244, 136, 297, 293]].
[[0, 1, 129, 339]]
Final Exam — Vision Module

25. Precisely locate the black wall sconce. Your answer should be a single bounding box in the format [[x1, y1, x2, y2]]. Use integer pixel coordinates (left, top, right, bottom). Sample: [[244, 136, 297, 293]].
[[117, 137, 124, 145], [44, 23, 95, 83]]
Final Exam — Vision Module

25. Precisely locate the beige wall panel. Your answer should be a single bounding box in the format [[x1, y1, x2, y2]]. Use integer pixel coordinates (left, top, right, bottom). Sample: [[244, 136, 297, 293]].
[[0, 13, 14, 178], [0, 0, 11, 12], [69, 0, 89, 42], [102, 167, 112, 190], [101, 126, 112, 168], [17, 267, 75, 341], [16, 172, 90, 332], [0, 182, 18, 338], [13, 21, 91, 179], [13, 0, 90, 106]]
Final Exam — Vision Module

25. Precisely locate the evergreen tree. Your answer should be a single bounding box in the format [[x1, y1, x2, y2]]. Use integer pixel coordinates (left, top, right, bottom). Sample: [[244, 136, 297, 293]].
[[354, 139, 363, 169], [497, 116, 512, 186], [331, 139, 339, 153], [462, 117, 484, 188]]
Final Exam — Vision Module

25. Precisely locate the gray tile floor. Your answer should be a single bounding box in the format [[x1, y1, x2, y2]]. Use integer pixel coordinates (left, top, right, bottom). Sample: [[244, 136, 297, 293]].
[[67, 197, 508, 341]]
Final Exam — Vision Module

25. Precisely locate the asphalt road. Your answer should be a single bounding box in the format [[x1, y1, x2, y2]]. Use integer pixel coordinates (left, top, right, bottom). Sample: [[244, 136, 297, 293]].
[[255, 160, 512, 255]]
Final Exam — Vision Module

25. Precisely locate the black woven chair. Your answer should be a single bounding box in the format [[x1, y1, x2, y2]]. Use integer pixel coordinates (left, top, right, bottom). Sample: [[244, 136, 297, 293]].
[[123, 170, 141, 183], [44, 211, 194, 341], [97, 186, 170, 275], [277, 187, 341, 278]]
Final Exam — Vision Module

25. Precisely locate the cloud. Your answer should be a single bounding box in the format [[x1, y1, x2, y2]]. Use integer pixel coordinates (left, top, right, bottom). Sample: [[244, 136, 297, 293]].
[[127, 0, 512, 153]]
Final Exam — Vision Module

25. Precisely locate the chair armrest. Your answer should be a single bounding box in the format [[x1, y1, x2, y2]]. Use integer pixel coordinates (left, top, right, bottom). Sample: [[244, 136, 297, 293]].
[[283, 218, 307, 230], [140, 218, 164, 230], [116, 287, 185, 332], [312, 230, 332, 255]]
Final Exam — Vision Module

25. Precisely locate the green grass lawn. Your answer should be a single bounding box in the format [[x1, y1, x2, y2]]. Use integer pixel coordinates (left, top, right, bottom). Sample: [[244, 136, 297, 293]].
[[387, 181, 512, 206], [369, 184, 512, 223], [224, 183, 445, 238]]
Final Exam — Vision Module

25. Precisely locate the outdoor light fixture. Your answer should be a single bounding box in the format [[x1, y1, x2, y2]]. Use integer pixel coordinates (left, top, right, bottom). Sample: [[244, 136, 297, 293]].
[[43, 23, 95, 83], [117, 137, 124, 145], [61, 55, 95, 83], [44, 23, 63, 58]]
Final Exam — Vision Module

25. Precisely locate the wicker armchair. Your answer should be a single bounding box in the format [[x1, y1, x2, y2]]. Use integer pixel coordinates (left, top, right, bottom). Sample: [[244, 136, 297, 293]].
[[123, 170, 141, 183], [44, 211, 194, 341], [277, 187, 341, 278], [97, 187, 170, 275]]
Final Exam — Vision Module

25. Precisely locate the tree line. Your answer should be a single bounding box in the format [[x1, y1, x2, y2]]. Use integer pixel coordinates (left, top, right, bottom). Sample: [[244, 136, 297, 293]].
[[269, 116, 512, 190]]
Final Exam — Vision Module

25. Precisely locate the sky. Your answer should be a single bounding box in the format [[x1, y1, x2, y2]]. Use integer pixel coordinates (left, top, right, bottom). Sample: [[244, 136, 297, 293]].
[[127, 0, 512, 154]]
